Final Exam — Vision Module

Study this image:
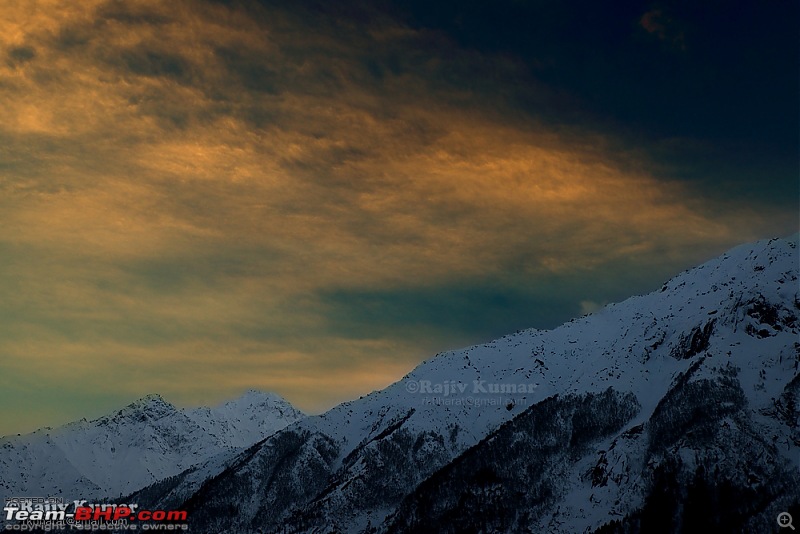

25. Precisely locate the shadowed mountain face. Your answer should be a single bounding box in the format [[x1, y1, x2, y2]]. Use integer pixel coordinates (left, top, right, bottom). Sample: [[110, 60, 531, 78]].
[[383, 368, 799, 533], [122, 237, 799, 531]]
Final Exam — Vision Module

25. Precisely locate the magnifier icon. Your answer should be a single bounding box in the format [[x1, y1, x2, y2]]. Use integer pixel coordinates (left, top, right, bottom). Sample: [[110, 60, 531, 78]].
[[778, 512, 795, 530]]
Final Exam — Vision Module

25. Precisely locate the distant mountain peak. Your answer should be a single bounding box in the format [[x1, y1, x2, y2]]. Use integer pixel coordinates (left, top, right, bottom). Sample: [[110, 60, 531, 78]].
[[0, 390, 306, 504], [112, 393, 176, 420], [134, 392, 170, 405], [232, 389, 290, 405]]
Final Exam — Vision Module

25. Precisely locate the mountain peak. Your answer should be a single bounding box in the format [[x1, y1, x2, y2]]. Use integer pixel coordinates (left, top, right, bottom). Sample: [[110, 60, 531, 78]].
[[138, 393, 168, 404], [231, 389, 292, 406], [125, 393, 173, 410]]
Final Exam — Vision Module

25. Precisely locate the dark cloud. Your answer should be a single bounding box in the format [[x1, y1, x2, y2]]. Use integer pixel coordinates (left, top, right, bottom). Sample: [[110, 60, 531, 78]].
[[214, 46, 281, 94], [362, 0, 798, 202], [639, 8, 685, 49], [6, 45, 36, 67], [54, 25, 94, 50], [316, 253, 693, 348], [120, 47, 192, 81], [95, 1, 174, 26]]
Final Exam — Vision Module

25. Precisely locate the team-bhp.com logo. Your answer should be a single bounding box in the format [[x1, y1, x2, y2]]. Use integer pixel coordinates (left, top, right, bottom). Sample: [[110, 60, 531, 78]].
[[4, 497, 188, 531]]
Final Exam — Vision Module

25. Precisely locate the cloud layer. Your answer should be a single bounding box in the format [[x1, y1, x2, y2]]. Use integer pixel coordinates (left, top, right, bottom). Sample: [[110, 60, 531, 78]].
[[0, 0, 795, 434]]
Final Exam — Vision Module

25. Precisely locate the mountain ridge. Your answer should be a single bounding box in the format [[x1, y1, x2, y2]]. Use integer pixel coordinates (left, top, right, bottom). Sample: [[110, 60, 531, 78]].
[[125, 234, 798, 532]]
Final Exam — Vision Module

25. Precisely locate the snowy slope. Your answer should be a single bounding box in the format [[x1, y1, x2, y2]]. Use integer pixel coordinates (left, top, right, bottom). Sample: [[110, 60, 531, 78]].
[[184, 390, 306, 449], [0, 390, 304, 503], [128, 235, 798, 533]]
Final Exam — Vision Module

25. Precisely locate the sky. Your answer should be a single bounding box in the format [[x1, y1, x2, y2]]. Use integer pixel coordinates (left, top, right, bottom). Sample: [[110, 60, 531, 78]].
[[1, 0, 797, 436]]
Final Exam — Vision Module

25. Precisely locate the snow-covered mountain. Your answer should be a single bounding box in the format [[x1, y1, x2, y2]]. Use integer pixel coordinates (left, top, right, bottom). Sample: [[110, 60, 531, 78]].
[[128, 235, 799, 533], [0, 390, 304, 502]]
